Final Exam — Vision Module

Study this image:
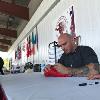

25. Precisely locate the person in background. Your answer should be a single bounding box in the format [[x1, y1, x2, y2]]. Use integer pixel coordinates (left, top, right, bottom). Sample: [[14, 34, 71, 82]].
[[44, 33, 99, 79], [0, 57, 4, 75]]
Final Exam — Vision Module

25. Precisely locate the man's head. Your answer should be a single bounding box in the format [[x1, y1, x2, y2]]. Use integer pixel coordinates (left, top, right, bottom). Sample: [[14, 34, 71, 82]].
[[58, 33, 77, 54]]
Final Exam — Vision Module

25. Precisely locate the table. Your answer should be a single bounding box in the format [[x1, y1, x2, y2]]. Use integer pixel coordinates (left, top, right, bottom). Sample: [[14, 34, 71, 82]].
[[0, 72, 100, 100]]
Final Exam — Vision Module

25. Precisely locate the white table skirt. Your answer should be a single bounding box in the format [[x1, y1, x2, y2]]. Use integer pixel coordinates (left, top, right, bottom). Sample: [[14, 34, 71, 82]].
[[0, 72, 100, 100]]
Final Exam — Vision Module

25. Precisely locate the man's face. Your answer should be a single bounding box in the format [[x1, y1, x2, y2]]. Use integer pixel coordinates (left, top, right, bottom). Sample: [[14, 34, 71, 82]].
[[58, 35, 73, 54]]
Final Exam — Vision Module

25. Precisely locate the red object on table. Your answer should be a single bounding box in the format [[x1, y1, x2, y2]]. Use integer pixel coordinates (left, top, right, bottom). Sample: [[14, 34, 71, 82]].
[[44, 67, 72, 77]]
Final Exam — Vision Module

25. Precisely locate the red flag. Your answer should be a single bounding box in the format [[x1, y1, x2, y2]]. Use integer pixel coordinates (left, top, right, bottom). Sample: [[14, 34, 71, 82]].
[[31, 44, 35, 55], [26, 35, 32, 57], [26, 37, 29, 57]]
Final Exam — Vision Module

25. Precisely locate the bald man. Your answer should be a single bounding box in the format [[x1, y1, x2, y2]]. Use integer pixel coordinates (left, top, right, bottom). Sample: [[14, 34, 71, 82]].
[[44, 33, 99, 79]]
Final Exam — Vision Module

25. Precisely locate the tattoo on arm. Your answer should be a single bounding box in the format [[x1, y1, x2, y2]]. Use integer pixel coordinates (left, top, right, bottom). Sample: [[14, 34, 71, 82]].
[[88, 63, 99, 72], [70, 66, 89, 76], [69, 63, 99, 76]]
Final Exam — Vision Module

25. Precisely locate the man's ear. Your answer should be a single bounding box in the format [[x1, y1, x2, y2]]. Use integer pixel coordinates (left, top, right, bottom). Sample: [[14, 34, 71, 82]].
[[71, 37, 78, 45], [71, 37, 76, 43]]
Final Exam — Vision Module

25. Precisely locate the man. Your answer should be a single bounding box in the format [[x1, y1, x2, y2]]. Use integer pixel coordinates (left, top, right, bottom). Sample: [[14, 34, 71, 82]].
[[0, 57, 4, 75], [90, 74, 100, 79], [44, 33, 99, 79]]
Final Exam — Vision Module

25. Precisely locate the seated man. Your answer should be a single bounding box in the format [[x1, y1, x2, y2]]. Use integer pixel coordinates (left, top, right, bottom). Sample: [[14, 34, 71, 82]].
[[44, 33, 99, 79]]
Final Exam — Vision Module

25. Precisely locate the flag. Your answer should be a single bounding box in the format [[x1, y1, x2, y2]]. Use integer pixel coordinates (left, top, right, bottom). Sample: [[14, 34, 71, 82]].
[[32, 32, 36, 44], [15, 50, 17, 59], [18, 45, 21, 59], [26, 35, 32, 57], [28, 35, 31, 56], [70, 6, 76, 38], [26, 37, 29, 57], [36, 26, 38, 50], [32, 28, 38, 51], [31, 32, 36, 55]]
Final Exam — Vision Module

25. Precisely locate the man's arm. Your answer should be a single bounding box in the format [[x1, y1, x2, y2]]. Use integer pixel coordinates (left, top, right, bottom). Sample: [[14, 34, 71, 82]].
[[70, 63, 99, 77], [53, 63, 99, 78], [70, 66, 89, 77]]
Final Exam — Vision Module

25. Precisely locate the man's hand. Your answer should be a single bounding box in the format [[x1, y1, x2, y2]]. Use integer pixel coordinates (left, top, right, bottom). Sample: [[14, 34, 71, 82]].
[[53, 63, 71, 74], [87, 69, 99, 79], [87, 63, 99, 80], [43, 64, 51, 72], [88, 74, 100, 80]]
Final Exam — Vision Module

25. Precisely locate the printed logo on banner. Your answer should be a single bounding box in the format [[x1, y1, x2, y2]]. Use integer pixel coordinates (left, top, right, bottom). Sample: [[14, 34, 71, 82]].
[[53, 5, 76, 41]]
